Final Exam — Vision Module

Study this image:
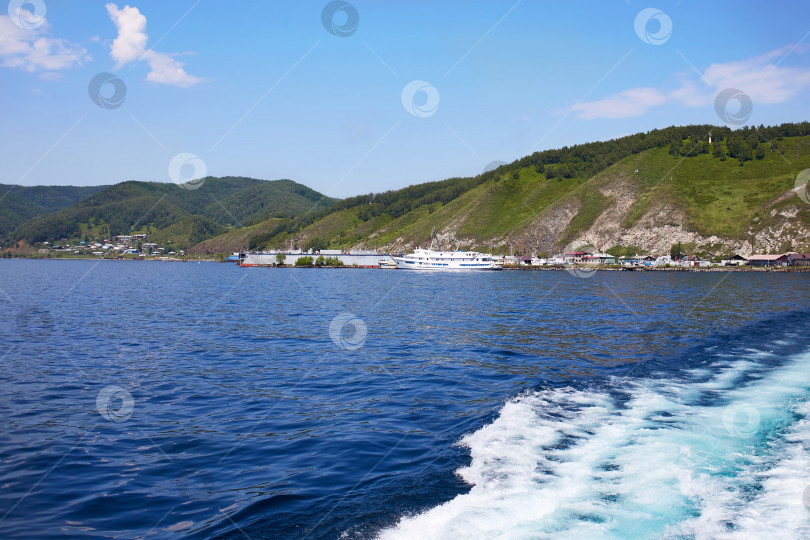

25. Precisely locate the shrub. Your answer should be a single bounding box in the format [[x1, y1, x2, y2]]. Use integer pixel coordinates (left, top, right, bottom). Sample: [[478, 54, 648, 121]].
[[295, 256, 314, 266]]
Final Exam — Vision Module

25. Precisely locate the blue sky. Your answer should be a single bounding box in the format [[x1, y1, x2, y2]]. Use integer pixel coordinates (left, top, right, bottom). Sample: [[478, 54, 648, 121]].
[[2, 0, 810, 198]]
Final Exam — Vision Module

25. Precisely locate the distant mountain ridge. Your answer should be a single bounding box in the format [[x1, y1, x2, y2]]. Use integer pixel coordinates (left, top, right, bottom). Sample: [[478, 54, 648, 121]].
[[5, 122, 810, 258], [0, 184, 108, 237], [2, 177, 337, 248]]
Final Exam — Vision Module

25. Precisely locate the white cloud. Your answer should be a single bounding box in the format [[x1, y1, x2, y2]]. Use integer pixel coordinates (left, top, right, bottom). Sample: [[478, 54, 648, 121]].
[[572, 88, 667, 120], [105, 3, 201, 88], [105, 3, 147, 66], [702, 46, 810, 105], [573, 45, 810, 120], [0, 14, 90, 72], [141, 50, 201, 88]]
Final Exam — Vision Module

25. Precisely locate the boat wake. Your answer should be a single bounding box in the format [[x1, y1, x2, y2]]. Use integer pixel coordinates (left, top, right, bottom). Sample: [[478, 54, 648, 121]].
[[378, 323, 810, 538]]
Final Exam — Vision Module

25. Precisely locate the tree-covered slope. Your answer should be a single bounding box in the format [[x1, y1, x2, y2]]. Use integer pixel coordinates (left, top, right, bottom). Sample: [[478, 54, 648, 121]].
[[0, 184, 107, 238], [7, 177, 337, 247], [225, 122, 810, 256], [8, 122, 810, 258]]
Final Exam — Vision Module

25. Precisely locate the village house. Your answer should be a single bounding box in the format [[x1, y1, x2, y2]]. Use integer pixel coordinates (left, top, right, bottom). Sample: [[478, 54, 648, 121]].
[[564, 251, 590, 264], [582, 253, 616, 265], [788, 253, 810, 266], [748, 254, 789, 267], [721, 254, 748, 266]]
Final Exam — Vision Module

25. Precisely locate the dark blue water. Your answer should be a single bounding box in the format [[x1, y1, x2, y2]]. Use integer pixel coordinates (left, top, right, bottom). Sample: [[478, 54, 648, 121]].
[[1, 260, 809, 538]]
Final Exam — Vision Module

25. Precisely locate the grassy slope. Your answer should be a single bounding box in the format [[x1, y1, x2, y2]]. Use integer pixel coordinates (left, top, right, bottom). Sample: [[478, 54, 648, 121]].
[[613, 137, 810, 237], [146, 215, 225, 248], [258, 168, 590, 250], [224, 135, 810, 254], [189, 217, 284, 254]]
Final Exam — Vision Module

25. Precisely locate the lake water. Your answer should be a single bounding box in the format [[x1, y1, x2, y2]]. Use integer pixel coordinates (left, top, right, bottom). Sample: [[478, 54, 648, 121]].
[[1, 259, 809, 538]]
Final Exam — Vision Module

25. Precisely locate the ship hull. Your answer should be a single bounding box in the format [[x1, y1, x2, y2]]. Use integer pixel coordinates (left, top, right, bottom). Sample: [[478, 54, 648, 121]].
[[392, 254, 502, 270]]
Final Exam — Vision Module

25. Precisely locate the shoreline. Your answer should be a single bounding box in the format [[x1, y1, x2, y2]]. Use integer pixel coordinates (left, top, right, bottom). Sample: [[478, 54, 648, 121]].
[[1, 256, 219, 262], [4, 257, 809, 272], [238, 264, 810, 272]]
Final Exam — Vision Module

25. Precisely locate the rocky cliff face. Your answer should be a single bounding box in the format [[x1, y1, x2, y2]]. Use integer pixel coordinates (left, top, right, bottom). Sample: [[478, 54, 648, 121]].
[[502, 178, 810, 256], [394, 173, 810, 257]]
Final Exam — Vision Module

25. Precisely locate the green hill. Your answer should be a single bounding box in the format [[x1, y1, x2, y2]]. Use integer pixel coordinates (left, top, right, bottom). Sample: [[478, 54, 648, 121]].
[[0, 184, 107, 239], [223, 122, 810, 257], [7, 177, 336, 249], [188, 217, 286, 255], [7, 123, 810, 258]]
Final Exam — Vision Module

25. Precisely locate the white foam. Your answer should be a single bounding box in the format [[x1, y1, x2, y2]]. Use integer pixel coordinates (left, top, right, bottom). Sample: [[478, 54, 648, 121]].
[[378, 350, 810, 539]]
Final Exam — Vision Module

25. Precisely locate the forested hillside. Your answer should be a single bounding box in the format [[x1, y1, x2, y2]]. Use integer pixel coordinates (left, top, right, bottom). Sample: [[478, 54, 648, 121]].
[[220, 122, 810, 257], [5, 177, 336, 249], [0, 184, 108, 238], [6, 122, 810, 258]]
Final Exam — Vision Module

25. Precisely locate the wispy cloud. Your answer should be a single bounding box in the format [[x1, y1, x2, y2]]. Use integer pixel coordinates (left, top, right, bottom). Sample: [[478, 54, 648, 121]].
[[0, 13, 90, 74], [572, 45, 810, 119], [572, 87, 667, 120], [105, 3, 201, 88]]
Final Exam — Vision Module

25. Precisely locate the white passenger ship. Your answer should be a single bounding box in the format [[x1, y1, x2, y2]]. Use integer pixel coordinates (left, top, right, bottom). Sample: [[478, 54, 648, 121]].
[[392, 228, 502, 270]]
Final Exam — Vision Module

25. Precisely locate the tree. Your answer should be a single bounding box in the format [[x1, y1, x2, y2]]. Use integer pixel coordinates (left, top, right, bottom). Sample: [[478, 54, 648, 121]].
[[315, 255, 325, 267], [305, 237, 327, 252], [295, 256, 313, 266], [276, 253, 286, 266], [669, 140, 680, 156], [670, 242, 684, 260]]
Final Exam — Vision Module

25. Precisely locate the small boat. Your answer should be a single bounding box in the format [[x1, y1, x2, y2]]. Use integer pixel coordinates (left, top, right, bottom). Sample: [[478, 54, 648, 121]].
[[379, 259, 398, 269]]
